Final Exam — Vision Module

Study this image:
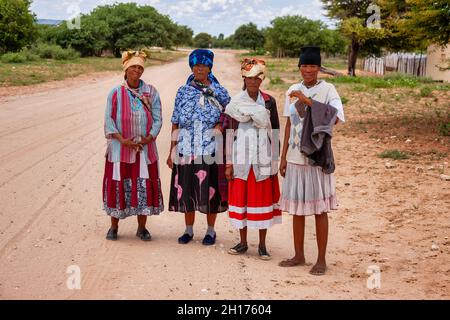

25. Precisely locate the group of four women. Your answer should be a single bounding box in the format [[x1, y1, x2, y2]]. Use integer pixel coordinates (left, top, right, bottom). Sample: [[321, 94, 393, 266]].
[[102, 47, 345, 275]]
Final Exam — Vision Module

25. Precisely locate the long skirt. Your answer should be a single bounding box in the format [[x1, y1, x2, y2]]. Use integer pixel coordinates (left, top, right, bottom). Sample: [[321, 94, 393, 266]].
[[228, 168, 281, 229], [168, 156, 228, 214], [279, 162, 337, 216], [102, 157, 164, 219]]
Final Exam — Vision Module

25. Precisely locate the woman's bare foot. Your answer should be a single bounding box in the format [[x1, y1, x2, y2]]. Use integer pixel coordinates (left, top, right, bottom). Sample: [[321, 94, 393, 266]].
[[309, 261, 327, 275], [278, 257, 306, 267]]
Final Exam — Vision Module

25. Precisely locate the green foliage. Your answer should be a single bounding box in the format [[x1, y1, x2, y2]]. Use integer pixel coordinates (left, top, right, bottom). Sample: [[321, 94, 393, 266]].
[[193, 33, 213, 48], [378, 149, 410, 160], [270, 76, 285, 85], [0, 0, 37, 53], [264, 15, 347, 57], [438, 122, 450, 136], [41, 3, 192, 57], [419, 86, 433, 97], [1, 52, 27, 63], [328, 73, 434, 89], [405, 0, 450, 46], [232, 23, 265, 50]]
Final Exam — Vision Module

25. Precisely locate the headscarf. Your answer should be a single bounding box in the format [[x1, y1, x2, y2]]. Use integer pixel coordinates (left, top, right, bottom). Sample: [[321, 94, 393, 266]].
[[241, 58, 266, 80], [186, 49, 220, 84], [298, 46, 321, 67], [122, 50, 147, 72]]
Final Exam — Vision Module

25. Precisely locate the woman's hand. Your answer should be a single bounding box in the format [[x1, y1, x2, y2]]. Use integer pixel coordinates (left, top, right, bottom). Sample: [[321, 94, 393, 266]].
[[140, 135, 154, 145], [289, 90, 312, 106], [279, 157, 287, 178], [166, 151, 174, 169], [225, 165, 234, 181], [213, 124, 223, 136], [121, 137, 142, 152]]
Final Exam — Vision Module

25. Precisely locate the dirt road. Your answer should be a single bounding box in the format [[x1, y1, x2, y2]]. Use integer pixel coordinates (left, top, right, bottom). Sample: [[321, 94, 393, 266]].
[[0, 50, 448, 299]]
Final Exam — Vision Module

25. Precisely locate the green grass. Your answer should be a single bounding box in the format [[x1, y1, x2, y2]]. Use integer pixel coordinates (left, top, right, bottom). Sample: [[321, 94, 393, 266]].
[[378, 149, 410, 160], [0, 50, 186, 87]]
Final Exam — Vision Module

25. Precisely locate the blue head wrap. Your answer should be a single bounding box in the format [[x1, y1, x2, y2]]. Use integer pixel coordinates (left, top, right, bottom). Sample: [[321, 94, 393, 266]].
[[187, 49, 220, 85]]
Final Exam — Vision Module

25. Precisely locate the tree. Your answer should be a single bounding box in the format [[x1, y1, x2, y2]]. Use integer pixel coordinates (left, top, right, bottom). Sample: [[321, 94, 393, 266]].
[[264, 15, 346, 58], [232, 23, 265, 50], [173, 25, 193, 48], [43, 3, 191, 57], [405, 0, 450, 46], [193, 33, 212, 48], [321, 0, 386, 76], [0, 0, 37, 53]]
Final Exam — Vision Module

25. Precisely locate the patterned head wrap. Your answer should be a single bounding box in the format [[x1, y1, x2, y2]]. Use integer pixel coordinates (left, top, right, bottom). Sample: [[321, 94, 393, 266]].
[[189, 49, 214, 69], [187, 49, 220, 84], [122, 50, 148, 72], [241, 58, 266, 80]]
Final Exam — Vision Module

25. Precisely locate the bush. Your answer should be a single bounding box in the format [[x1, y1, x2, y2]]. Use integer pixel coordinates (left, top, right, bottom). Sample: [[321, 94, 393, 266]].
[[378, 149, 410, 160], [419, 86, 433, 97], [31, 43, 80, 60], [1, 52, 27, 63], [438, 122, 450, 136], [270, 76, 284, 85]]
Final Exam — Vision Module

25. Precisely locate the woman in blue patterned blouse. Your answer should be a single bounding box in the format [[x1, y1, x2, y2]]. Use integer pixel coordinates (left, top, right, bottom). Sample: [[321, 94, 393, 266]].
[[167, 49, 231, 246]]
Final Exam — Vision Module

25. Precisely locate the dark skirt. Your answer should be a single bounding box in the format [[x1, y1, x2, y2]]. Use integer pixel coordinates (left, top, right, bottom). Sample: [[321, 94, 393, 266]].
[[102, 157, 164, 219], [169, 155, 228, 214]]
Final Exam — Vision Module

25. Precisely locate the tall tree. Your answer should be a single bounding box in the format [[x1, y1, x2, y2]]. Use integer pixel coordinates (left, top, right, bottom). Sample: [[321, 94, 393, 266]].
[[0, 0, 37, 53], [193, 33, 212, 48], [321, 0, 385, 76], [405, 0, 450, 46], [232, 23, 265, 50]]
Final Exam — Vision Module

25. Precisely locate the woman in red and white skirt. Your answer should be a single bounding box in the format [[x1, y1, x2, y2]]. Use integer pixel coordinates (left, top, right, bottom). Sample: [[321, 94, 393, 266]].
[[224, 58, 281, 260], [103, 50, 164, 241]]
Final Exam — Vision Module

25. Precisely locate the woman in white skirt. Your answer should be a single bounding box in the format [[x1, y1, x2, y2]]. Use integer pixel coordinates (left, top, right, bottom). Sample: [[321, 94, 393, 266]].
[[278, 46, 345, 275]]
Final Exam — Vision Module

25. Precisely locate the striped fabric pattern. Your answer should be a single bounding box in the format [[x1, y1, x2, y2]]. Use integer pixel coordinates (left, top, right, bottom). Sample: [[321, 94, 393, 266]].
[[104, 80, 162, 164]]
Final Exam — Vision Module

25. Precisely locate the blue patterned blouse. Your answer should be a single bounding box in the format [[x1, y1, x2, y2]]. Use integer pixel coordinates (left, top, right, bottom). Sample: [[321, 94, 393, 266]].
[[171, 82, 231, 156]]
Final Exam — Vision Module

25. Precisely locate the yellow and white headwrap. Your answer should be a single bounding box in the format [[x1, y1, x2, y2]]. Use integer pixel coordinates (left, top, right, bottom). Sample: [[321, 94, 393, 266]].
[[241, 58, 266, 80], [121, 50, 148, 72]]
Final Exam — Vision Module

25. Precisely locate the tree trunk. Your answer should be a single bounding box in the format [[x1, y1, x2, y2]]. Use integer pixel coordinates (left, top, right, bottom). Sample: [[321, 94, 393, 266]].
[[347, 39, 360, 77]]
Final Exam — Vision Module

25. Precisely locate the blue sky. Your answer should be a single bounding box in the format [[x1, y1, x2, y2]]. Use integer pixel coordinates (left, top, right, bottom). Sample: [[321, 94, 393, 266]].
[[30, 0, 334, 36]]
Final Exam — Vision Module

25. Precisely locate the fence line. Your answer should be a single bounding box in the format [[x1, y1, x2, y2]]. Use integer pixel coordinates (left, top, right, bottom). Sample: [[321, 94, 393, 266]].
[[363, 53, 427, 76]]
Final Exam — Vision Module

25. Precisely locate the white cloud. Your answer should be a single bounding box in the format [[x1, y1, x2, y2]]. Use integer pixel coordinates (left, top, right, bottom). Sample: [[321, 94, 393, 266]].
[[31, 0, 332, 35]]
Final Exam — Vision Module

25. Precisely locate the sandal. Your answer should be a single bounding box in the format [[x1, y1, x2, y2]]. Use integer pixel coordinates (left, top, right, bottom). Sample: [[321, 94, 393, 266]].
[[258, 246, 272, 261], [228, 243, 248, 255]]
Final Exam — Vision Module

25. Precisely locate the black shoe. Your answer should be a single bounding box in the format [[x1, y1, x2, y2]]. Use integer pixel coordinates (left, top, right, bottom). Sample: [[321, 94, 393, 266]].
[[258, 246, 271, 261], [202, 233, 216, 246], [106, 228, 118, 241], [178, 233, 194, 244], [136, 228, 152, 241], [228, 243, 248, 255]]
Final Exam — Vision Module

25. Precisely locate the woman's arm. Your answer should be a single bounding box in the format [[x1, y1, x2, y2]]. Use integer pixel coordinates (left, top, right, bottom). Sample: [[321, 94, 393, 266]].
[[149, 91, 163, 138], [279, 118, 291, 177], [167, 123, 179, 169]]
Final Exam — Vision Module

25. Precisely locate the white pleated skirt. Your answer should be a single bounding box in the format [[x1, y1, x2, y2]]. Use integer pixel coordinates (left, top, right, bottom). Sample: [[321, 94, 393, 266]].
[[279, 162, 337, 216]]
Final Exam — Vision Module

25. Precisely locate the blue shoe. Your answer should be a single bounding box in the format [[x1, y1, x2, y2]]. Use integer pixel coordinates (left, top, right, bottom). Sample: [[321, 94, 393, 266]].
[[202, 233, 216, 246], [178, 233, 194, 244]]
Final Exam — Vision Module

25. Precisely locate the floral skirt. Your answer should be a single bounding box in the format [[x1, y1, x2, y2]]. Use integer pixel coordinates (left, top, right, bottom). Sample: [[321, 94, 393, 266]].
[[279, 162, 337, 216], [102, 157, 164, 219], [228, 168, 281, 230], [168, 156, 228, 214]]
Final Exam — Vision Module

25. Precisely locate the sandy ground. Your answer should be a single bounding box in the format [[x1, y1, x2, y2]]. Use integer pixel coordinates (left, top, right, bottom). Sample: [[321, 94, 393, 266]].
[[0, 50, 449, 300]]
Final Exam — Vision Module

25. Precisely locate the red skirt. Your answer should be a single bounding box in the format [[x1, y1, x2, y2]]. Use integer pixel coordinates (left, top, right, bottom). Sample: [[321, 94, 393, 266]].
[[102, 156, 163, 219], [228, 168, 281, 229]]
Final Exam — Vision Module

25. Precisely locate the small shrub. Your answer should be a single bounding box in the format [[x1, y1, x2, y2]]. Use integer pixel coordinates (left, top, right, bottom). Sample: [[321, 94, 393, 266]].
[[438, 122, 450, 136], [31, 43, 80, 60], [378, 149, 410, 160], [419, 86, 433, 97], [1, 52, 27, 63], [270, 76, 284, 85]]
